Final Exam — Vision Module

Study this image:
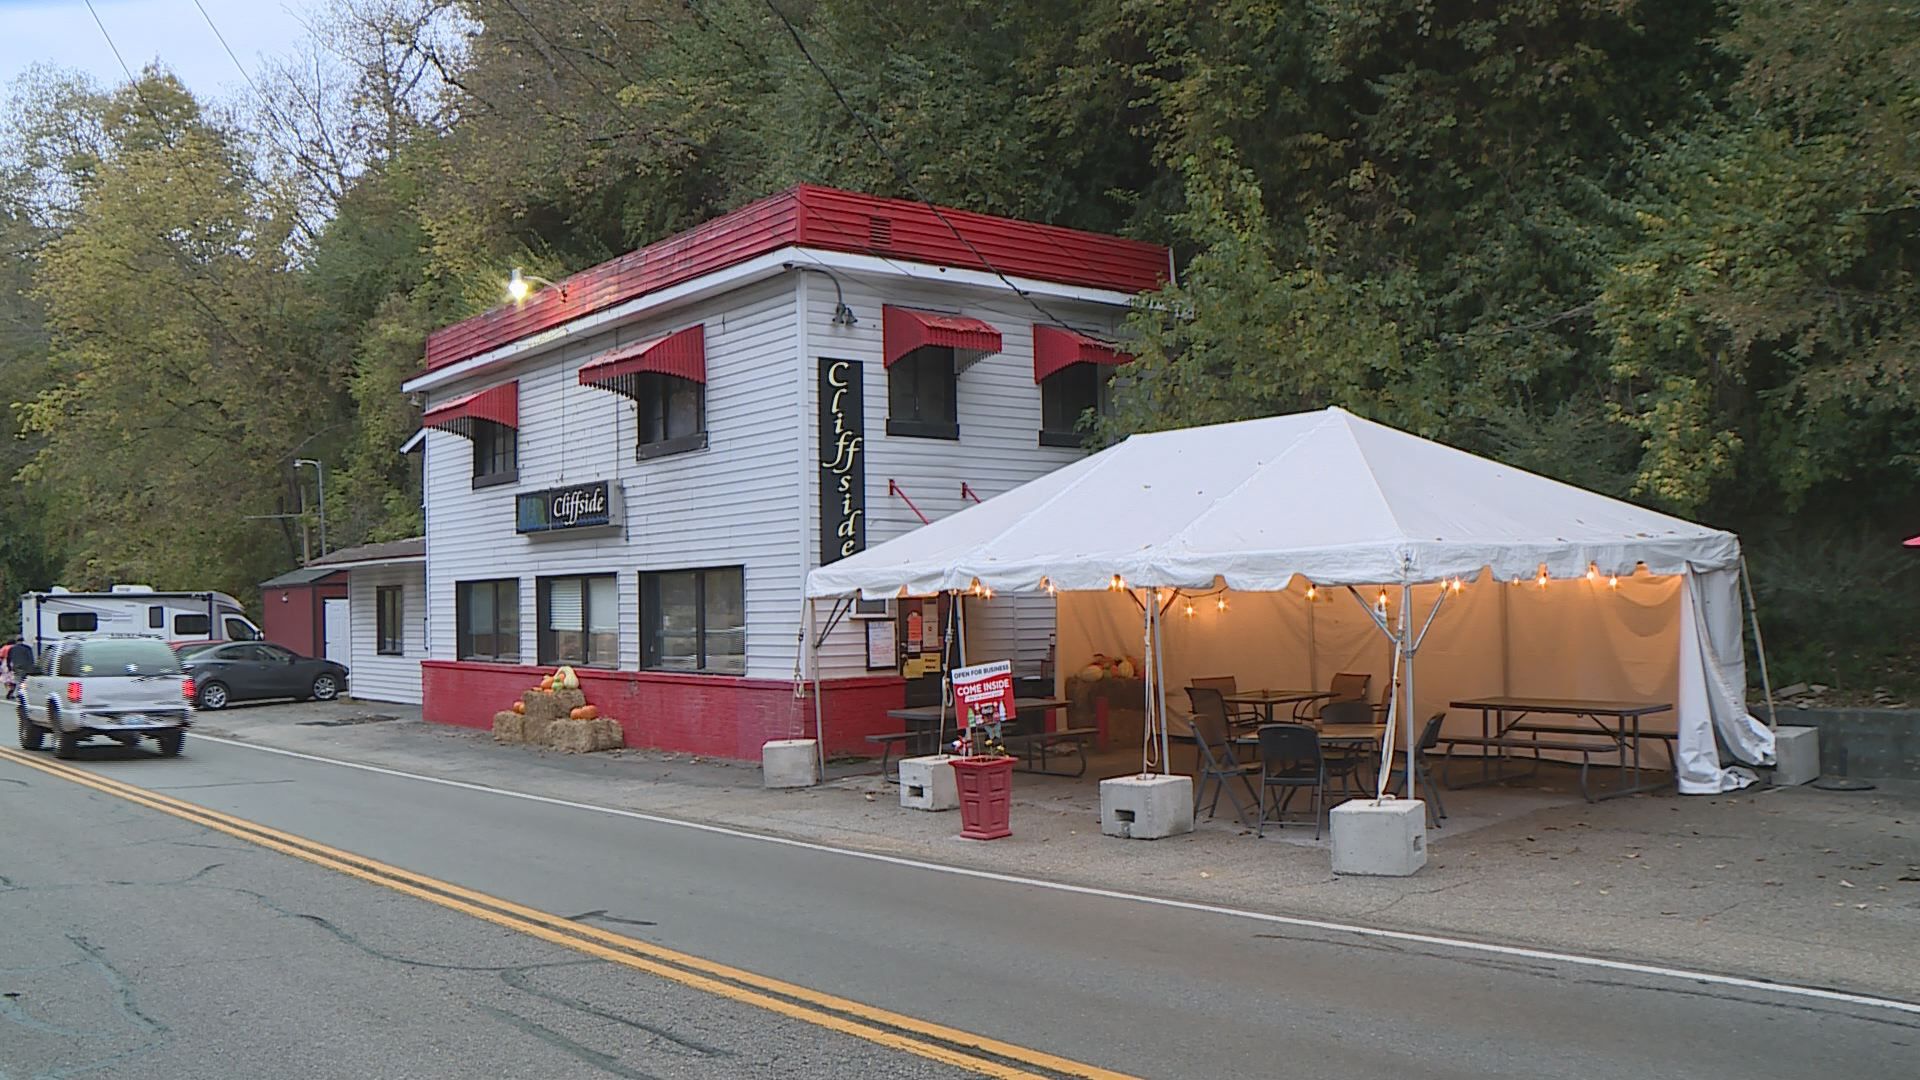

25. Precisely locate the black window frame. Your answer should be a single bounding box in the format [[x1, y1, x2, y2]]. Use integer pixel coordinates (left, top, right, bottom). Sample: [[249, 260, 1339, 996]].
[[633, 373, 709, 460], [640, 567, 746, 675], [886, 345, 959, 440], [148, 605, 165, 629], [456, 578, 521, 663], [472, 420, 518, 489], [376, 585, 405, 656], [56, 612, 98, 633], [536, 574, 619, 668], [1038, 363, 1109, 448], [174, 613, 211, 636]]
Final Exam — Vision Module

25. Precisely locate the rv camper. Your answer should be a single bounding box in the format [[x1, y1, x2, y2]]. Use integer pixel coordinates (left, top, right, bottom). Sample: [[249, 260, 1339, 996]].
[[20, 586, 264, 653]]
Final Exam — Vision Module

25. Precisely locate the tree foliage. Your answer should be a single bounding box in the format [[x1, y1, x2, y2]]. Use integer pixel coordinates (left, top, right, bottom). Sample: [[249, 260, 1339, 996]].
[[0, 0, 1913, 684]]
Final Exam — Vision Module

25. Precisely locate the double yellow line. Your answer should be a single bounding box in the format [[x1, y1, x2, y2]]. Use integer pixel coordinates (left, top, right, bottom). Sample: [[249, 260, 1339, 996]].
[[0, 747, 1137, 1080]]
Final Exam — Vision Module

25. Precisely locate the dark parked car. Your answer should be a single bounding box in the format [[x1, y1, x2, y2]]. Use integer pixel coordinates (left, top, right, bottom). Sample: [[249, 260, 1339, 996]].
[[175, 642, 348, 709]]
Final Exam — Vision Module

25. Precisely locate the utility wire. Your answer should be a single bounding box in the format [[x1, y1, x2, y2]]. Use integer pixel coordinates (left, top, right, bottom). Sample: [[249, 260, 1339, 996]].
[[759, 0, 1094, 336], [82, 0, 141, 88], [190, 0, 348, 204]]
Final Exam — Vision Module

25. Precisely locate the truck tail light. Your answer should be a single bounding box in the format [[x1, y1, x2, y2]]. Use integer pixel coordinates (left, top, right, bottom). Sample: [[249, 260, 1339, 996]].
[[183, 678, 197, 702], [66, 681, 83, 703]]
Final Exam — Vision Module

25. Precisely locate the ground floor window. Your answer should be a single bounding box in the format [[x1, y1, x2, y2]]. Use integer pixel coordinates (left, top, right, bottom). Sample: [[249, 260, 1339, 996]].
[[377, 586, 405, 655], [640, 567, 745, 674], [539, 575, 618, 667], [457, 578, 520, 662]]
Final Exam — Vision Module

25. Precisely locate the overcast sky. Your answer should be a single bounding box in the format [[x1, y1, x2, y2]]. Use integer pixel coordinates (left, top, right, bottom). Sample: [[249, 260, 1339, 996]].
[[1, 0, 317, 104]]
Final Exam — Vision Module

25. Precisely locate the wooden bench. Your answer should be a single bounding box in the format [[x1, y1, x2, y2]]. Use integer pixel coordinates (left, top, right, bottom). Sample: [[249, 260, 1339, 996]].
[[1002, 727, 1098, 778], [863, 732, 920, 780], [1435, 731, 1632, 802]]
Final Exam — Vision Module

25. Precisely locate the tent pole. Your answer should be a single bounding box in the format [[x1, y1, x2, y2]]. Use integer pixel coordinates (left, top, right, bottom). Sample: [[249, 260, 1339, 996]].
[[1401, 583, 1415, 802], [1139, 592, 1155, 774], [808, 598, 825, 782], [1154, 590, 1171, 775], [1738, 555, 1779, 732]]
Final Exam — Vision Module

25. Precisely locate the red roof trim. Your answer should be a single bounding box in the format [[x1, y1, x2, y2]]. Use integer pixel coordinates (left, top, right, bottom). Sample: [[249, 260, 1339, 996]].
[[579, 325, 707, 392], [1032, 324, 1135, 382], [423, 185, 1169, 372], [882, 306, 1002, 370], [421, 381, 518, 438]]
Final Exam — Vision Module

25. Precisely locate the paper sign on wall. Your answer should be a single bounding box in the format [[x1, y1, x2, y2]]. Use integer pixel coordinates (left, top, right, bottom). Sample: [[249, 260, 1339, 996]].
[[951, 659, 1016, 728]]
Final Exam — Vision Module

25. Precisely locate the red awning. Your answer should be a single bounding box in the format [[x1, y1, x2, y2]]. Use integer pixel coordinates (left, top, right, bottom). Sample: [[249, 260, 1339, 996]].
[[578, 324, 707, 397], [883, 306, 1001, 371], [421, 381, 518, 438], [1032, 324, 1134, 382]]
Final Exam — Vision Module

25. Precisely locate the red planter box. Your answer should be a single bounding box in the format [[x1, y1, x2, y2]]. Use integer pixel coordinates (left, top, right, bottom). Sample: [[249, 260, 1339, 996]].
[[950, 756, 1014, 840]]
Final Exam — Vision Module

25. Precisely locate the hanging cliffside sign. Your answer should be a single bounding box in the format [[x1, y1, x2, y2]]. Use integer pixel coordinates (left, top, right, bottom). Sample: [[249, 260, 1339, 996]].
[[517, 480, 619, 535], [819, 358, 866, 564]]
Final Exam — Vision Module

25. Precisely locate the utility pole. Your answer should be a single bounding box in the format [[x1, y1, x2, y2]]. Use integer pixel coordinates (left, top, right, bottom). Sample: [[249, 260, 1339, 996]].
[[295, 459, 327, 558]]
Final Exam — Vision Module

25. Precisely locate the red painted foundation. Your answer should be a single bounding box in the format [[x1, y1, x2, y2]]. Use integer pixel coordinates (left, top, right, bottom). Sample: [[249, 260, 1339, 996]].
[[422, 660, 906, 761]]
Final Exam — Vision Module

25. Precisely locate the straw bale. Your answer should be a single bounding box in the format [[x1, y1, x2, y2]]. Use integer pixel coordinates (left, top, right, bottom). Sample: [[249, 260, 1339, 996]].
[[521, 690, 564, 723], [491, 711, 527, 743], [545, 716, 624, 754]]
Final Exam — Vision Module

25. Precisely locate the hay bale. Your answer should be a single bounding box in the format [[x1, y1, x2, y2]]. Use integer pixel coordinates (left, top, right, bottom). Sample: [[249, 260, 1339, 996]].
[[522, 689, 565, 723], [491, 711, 527, 743], [544, 716, 624, 754]]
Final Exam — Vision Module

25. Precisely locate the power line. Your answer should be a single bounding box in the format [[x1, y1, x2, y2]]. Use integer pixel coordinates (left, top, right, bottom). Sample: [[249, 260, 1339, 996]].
[[190, 0, 347, 203], [758, 0, 1091, 335], [82, 0, 140, 87]]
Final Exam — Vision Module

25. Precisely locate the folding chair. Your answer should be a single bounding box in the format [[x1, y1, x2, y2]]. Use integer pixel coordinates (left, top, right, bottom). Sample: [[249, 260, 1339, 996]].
[[1255, 724, 1327, 839], [1184, 686, 1261, 826]]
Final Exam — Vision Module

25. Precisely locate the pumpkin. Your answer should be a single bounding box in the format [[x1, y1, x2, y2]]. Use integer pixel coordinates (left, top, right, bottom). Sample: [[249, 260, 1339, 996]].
[[1115, 659, 1135, 679], [511, 701, 526, 715], [579, 704, 599, 721], [539, 676, 555, 691]]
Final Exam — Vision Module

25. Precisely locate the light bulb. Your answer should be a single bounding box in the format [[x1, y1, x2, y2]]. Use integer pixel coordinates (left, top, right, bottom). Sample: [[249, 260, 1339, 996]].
[[507, 268, 530, 302], [1586, 564, 1599, 582], [1184, 602, 1195, 617], [1305, 584, 1317, 601], [1216, 597, 1227, 612], [1608, 575, 1619, 590]]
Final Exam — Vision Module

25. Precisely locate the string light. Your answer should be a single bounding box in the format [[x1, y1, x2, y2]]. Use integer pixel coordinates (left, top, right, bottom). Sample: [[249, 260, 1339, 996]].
[[1375, 588, 1389, 612], [1107, 574, 1125, 591], [1449, 577, 1464, 594], [1608, 575, 1620, 590], [1184, 600, 1196, 617], [1304, 583, 1317, 601], [1586, 564, 1599, 583], [1536, 566, 1550, 588], [1216, 596, 1228, 613]]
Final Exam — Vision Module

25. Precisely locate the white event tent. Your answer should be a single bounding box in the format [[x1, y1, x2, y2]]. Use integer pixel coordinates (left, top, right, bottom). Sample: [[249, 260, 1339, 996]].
[[806, 408, 1777, 795]]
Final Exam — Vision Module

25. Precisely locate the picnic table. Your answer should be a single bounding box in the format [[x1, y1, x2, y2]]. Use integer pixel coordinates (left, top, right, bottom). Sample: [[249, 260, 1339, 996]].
[[872, 698, 1076, 778], [1222, 688, 1338, 724], [1442, 696, 1676, 802]]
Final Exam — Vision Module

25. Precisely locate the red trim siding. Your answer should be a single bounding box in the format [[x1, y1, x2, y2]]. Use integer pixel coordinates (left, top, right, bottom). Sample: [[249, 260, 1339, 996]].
[[422, 660, 906, 761], [421, 380, 519, 434], [1032, 324, 1134, 382], [882, 306, 1002, 368], [423, 185, 1169, 372], [578, 324, 706, 389]]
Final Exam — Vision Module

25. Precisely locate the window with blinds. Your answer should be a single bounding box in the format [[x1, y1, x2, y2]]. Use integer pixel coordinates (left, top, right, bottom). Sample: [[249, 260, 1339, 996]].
[[538, 575, 617, 666]]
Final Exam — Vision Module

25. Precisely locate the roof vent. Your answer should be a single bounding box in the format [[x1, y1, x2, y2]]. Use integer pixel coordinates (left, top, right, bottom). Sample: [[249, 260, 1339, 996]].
[[867, 216, 893, 248]]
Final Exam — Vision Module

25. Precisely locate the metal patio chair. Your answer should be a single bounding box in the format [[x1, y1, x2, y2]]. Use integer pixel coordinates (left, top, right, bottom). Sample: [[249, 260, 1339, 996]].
[[1185, 686, 1261, 827], [1383, 712, 1450, 827], [1254, 724, 1327, 839]]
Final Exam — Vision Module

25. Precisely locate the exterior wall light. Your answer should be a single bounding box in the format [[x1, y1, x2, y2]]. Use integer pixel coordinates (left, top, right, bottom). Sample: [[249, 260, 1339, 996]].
[[507, 267, 566, 304]]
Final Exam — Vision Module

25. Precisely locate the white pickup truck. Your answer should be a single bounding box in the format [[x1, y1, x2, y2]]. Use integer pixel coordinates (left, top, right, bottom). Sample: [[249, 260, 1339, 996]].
[[14, 635, 196, 759]]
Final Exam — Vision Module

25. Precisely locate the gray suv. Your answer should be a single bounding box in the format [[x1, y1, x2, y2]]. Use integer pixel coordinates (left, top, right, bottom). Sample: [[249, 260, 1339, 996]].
[[15, 635, 195, 758]]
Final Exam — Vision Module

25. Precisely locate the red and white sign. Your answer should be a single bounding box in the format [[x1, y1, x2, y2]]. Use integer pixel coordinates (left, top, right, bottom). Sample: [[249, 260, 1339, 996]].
[[951, 659, 1015, 727]]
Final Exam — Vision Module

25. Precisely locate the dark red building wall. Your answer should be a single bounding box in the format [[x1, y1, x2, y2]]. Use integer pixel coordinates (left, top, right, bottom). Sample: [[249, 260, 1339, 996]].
[[261, 582, 348, 657]]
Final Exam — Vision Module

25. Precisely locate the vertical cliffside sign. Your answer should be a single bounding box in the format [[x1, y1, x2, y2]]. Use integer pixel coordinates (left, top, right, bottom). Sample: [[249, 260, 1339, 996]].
[[819, 358, 866, 564]]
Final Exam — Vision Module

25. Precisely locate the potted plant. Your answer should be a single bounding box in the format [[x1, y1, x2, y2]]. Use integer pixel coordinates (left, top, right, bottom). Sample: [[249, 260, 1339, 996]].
[[948, 706, 1015, 840]]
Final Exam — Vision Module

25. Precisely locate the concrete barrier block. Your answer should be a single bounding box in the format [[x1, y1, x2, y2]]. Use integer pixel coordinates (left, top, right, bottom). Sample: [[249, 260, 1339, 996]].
[[1772, 725, 1820, 786], [898, 755, 958, 811], [761, 738, 818, 789], [1100, 774, 1194, 839], [1330, 798, 1427, 876]]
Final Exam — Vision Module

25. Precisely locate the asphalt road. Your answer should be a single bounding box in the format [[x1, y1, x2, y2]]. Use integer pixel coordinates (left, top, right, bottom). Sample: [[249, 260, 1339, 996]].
[[2, 737, 1915, 1080]]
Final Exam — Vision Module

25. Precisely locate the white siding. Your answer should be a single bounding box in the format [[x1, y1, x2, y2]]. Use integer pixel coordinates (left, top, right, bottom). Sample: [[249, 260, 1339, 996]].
[[422, 279, 806, 679], [803, 270, 1127, 679], [419, 263, 1133, 688], [348, 563, 425, 704]]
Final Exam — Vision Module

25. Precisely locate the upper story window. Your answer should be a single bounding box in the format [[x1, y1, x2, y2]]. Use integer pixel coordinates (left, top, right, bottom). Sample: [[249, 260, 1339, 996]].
[[1032, 325, 1132, 449], [635, 373, 706, 459], [1039, 363, 1107, 448], [886, 346, 958, 440], [420, 381, 521, 489], [577, 325, 709, 461], [882, 306, 1001, 441], [472, 421, 518, 487]]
